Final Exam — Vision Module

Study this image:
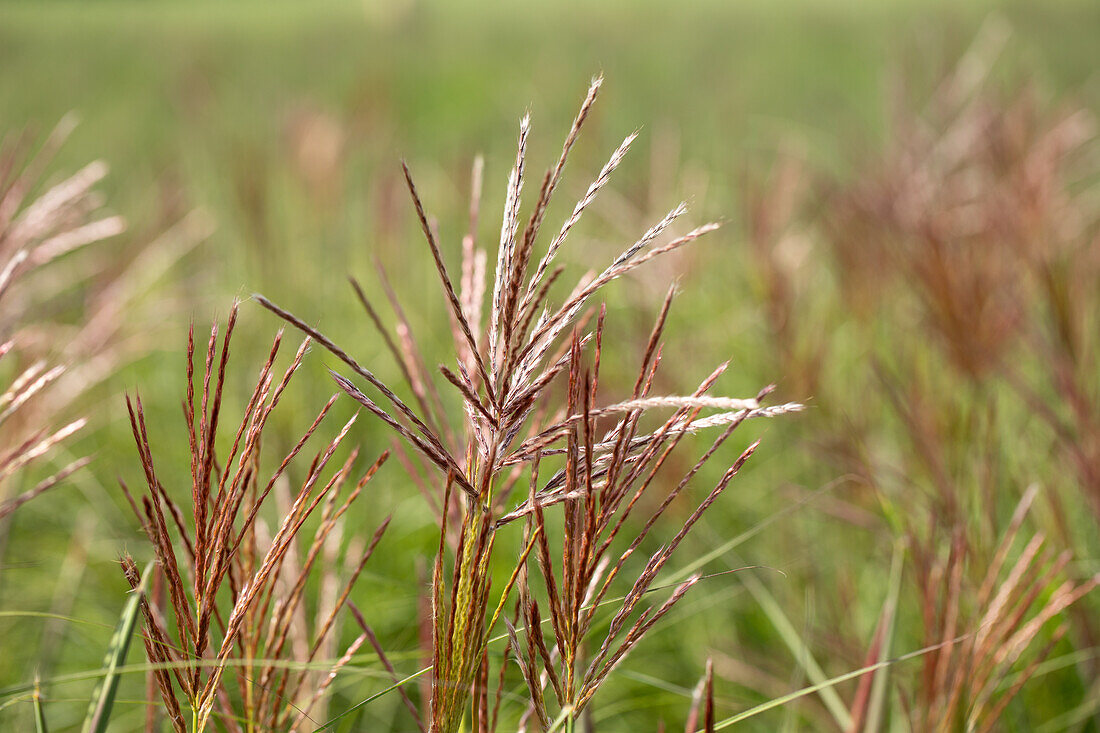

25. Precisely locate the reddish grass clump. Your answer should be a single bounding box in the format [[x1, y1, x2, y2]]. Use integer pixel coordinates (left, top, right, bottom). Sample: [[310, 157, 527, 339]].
[[120, 301, 390, 732], [258, 76, 801, 731], [761, 28, 1100, 730], [823, 27, 1100, 521]]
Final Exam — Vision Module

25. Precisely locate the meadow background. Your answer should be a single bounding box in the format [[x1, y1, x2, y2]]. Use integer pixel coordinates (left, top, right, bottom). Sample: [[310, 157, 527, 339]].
[[1, 0, 1099, 729]]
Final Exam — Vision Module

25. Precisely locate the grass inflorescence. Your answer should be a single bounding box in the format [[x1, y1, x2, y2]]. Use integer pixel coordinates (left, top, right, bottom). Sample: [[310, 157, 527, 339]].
[[257, 77, 800, 731]]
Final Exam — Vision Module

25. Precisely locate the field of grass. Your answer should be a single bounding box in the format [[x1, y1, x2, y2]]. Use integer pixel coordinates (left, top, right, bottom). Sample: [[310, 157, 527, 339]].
[[1, 0, 1099, 730]]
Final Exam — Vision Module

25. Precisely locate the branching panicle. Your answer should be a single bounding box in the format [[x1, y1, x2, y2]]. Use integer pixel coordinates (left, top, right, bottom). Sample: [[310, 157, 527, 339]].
[[121, 304, 389, 732], [256, 79, 799, 732]]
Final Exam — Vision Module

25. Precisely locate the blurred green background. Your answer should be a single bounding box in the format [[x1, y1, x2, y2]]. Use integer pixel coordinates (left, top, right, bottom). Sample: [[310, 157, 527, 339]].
[[1, 0, 1098, 730]]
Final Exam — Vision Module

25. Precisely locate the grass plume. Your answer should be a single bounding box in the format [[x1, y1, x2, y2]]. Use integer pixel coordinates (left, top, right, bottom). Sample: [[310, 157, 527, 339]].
[[119, 301, 389, 732], [258, 76, 800, 732]]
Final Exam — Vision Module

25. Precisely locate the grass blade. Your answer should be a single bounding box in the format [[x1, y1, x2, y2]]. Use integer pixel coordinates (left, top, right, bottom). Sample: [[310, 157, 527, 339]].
[[739, 568, 853, 730], [311, 666, 431, 732], [33, 674, 48, 733], [81, 561, 151, 733], [862, 541, 904, 733], [706, 635, 967, 730]]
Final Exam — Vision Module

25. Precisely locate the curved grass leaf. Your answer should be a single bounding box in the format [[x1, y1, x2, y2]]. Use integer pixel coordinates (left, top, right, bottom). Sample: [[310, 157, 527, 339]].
[[81, 561, 151, 733], [862, 542, 904, 733], [703, 634, 969, 731], [312, 666, 431, 732], [739, 568, 852, 729]]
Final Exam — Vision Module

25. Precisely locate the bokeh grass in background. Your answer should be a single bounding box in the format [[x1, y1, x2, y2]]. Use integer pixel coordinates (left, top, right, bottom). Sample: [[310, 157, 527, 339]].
[[1, 0, 1099, 729]]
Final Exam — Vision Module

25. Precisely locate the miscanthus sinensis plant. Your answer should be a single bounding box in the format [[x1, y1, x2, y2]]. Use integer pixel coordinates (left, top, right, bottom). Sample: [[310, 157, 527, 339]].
[[258, 76, 802, 732]]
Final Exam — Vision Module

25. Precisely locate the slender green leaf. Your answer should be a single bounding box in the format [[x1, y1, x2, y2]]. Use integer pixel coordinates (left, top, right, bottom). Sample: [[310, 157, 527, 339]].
[[33, 675, 48, 733], [312, 666, 431, 732], [0, 611, 114, 629], [739, 568, 853, 729], [546, 705, 576, 733], [703, 635, 968, 730], [81, 562, 151, 733], [864, 542, 904, 733]]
